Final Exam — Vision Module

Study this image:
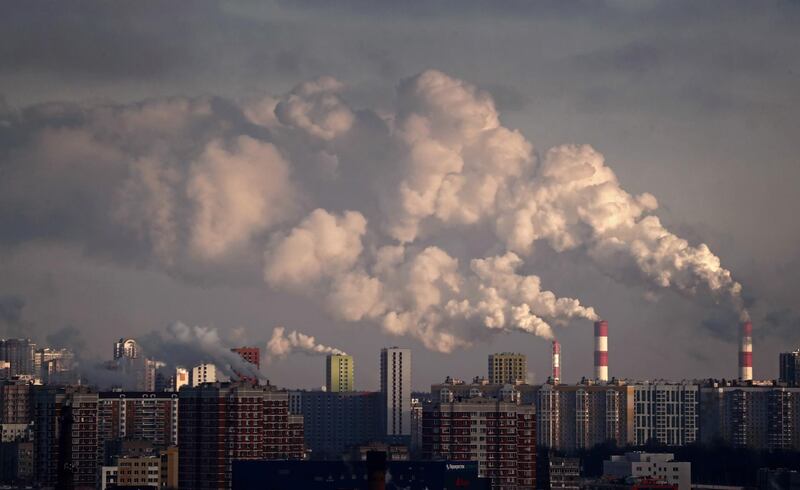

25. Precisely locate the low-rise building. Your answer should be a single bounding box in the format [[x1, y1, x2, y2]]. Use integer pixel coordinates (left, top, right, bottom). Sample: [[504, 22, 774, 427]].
[[117, 455, 161, 487], [100, 466, 118, 490], [603, 452, 690, 490], [549, 456, 580, 490]]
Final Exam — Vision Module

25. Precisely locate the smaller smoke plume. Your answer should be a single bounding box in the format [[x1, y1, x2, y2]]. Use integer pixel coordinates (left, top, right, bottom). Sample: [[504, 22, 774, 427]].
[[265, 326, 346, 361]]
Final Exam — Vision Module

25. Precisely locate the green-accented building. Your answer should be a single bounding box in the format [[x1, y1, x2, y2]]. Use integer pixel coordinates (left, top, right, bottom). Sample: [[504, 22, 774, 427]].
[[325, 354, 354, 392]]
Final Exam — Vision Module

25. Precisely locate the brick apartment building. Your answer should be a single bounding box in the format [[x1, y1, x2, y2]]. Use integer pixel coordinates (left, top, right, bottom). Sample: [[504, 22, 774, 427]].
[[422, 397, 536, 490], [178, 382, 304, 489]]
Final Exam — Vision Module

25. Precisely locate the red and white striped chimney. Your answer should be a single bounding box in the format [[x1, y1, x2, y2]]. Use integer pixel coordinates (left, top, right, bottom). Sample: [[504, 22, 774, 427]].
[[739, 321, 753, 381], [594, 320, 609, 382], [552, 340, 561, 384]]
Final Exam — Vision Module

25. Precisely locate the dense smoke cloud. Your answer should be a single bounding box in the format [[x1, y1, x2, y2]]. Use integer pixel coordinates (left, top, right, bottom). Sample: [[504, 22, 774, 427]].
[[0, 69, 747, 354], [141, 322, 263, 380]]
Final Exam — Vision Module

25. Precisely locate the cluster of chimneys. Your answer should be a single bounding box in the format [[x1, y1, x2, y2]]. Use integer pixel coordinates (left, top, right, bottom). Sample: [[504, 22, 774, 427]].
[[550, 320, 754, 384]]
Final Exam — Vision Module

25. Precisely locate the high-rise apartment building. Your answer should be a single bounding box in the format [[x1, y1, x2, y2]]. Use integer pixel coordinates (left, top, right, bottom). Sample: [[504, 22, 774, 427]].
[[0, 378, 33, 424], [34, 348, 76, 385], [288, 390, 381, 458], [30, 386, 66, 487], [32, 387, 100, 488], [633, 382, 698, 446], [530, 383, 634, 451], [178, 382, 304, 489], [780, 350, 800, 386], [380, 347, 411, 438], [325, 354, 354, 392], [66, 390, 101, 488], [0, 339, 36, 377], [422, 397, 536, 490], [137, 358, 160, 392], [432, 378, 634, 451], [190, 363, 217, 386], [488, 352, 527, 384], [113, 338, 138, 360], [97, 391, 180, 455], [699, 382, 800, 450]]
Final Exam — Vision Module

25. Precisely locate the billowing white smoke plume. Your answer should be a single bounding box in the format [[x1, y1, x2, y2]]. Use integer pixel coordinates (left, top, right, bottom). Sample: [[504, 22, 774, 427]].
[[266, 327, 346, 361], [260, 70, 744, 350], [0, 69, 747, 353]]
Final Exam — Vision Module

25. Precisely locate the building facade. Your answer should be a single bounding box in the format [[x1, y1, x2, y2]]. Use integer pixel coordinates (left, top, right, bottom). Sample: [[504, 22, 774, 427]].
[[116, 455, 161, 487], [113, 338, 138, 360], [325, 354, 354, 393], [34, 348, 76, 385], [780, 350, 800, 387], [0, 340, 36, 377], [288, 390, 381, 458], [632, 382, 698, 446], [380, 347, 411, 438], [190, 363, 217, 387], [422, 397, 536, 490], [178, 382, 304, 489], [549, 456, 580, 490], [97, 391, 180, 459], [0, 378, 33, 424], [432, 379, 634, 451], [537, 383, 634, 451], [603, 452, 690, 490], [699, 382, 800, 450], [488, 353, 527, 384], [231, 347, 261, 383], [64, 389, 101, 489]]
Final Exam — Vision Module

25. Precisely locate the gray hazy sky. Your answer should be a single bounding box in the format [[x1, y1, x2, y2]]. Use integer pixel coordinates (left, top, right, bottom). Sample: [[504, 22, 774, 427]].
[[1, 1, 799, 391]]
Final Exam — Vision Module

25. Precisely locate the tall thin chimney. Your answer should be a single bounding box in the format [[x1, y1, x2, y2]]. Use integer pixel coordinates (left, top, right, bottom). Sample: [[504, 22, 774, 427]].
[[552, 340, 561, 385], [739, 321, 753, 381], [594, 320, 609, 382]]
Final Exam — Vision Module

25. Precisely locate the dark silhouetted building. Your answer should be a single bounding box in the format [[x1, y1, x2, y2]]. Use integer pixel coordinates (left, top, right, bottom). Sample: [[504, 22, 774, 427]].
[[232, 458, 489, 490], [381, 347, 411, 441], [700, 381, 800, 450], [757, 467, 800, 490], [179, 382, 304, 489], [0, 339, 35, 377], [289, 390, 381, 459], [31, 385, 66, 487], [0, 378, 33, 424], [780, 350, 800, 387]]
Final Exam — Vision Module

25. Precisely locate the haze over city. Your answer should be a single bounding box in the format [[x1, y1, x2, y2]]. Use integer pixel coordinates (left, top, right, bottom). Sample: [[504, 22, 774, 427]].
[[1, 1, 799, 393]]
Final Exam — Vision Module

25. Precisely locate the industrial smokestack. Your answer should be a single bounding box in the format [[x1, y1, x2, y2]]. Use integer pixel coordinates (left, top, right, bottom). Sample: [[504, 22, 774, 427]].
[[552, 340, 561, 385], [594, 320, 609, 382], [739, 321, 753, 381]]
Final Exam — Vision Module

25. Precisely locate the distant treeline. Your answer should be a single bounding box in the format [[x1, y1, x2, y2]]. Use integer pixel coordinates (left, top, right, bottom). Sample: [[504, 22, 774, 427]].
[[538, 440, 800, 486]]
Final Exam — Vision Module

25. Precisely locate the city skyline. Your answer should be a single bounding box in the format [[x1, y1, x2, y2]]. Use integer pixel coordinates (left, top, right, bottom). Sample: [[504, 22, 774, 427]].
[[1, 1, 800, 392]]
